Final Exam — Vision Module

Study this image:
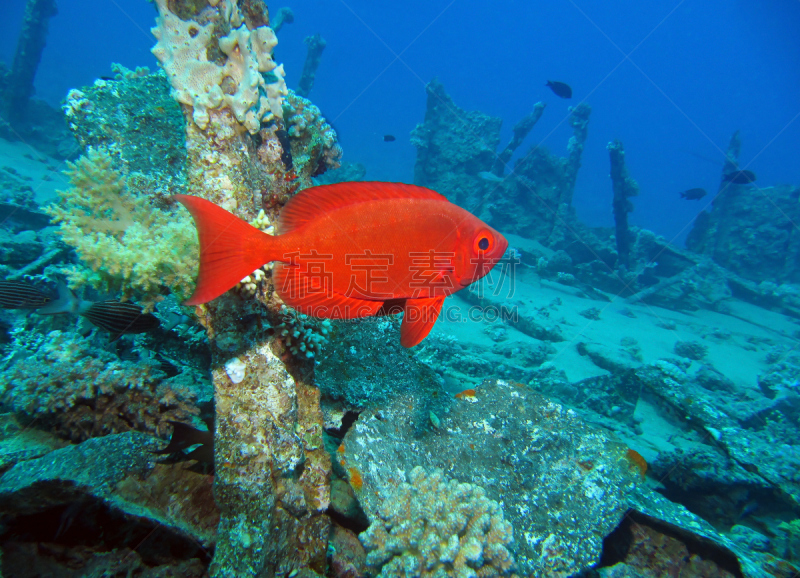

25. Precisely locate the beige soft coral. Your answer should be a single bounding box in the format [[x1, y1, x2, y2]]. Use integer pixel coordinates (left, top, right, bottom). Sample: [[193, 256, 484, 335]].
[[45, 147, 198, 308]]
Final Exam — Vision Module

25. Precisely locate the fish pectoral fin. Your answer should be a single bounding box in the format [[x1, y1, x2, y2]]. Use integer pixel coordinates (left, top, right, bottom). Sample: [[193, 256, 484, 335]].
[[400, 295, 445, 348]]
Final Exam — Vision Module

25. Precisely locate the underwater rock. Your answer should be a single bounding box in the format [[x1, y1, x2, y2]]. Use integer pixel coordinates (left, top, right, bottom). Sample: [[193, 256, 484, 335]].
[[576, 341, 642, 375], [635, 360, 800, 526], [627, 487, 800, 578], [0, 412, 66, 475], [328, 523, 367, 578], [411, 78, 502, 214], [650, 446, 773, 529], [63, 71, 187, 179], [673, 339, 709, 360], [593, 515, 739, 577], [312, 161, 366, 186], [0, 431, 216, 573], [342, 379, 639, 577], [687, 184, 800, 285], [0, 228, 43, 266], [316, 317, 443, 413]]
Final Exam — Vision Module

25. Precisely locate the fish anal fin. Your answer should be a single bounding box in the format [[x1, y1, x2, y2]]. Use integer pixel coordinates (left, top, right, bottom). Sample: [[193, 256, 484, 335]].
[[278, 182, 448, 233], [273, 262, 382, 319], [400, 295, 445, 347]]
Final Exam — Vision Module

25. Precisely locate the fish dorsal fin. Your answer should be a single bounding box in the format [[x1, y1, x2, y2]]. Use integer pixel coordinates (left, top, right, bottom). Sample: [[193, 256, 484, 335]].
[[278, 182, 448, 233]]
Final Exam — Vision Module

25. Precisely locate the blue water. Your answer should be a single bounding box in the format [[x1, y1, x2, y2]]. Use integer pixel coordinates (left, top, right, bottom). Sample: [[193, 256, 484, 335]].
[[2, 2, 800, 574], [3, 0, 799, 245]]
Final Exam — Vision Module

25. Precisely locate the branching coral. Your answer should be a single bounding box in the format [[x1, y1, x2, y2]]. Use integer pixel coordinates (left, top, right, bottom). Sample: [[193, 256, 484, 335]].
[[45, 147, 198, 307], [0, 330, 210, 442], [276, 305, 332, 358], [360, 466, 517, 578]]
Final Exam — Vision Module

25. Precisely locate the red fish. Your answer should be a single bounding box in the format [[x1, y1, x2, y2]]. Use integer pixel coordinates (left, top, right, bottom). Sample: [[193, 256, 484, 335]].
[[175, 182, 508, 347]]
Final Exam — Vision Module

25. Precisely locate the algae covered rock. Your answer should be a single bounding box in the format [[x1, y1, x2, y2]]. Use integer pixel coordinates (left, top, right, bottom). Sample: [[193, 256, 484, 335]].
[[342, 379, 639, 577]]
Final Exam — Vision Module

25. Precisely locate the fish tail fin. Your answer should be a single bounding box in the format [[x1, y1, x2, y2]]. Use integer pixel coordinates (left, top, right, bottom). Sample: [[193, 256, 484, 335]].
[[174, 194, 278, 306], [36, 281, 82, 315]]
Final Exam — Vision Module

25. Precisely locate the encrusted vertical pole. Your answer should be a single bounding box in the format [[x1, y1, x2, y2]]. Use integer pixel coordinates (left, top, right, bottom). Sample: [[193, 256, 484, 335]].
[[491, 102, 546, 177], [607, 139, 639, 271], [2, 0, 57, 124], [150, 1, 331, 576], [296, 34, 326, 98], [562, 102, 591, 206]]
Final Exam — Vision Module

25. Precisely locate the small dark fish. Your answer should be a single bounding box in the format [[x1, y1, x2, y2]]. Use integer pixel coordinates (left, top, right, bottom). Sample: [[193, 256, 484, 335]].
[[275, 129, 293, 171], [680, 188, 707, 200], [736, 500, 759, 523], [383, 134, 396, 142], [37, 283, 160, 338], [723, 169, 756, 184], [99, 76, 116, 82], [0, 280, 53, 309], [155, 353, 180, 378], [153, 420, 213, 464], [546, 80, 572, 99], [81, 301, 161, 337]]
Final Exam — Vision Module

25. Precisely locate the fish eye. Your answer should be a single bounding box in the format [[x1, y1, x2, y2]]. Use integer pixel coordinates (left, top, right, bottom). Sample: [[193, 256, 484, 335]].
[[473, 231, 494, 253]]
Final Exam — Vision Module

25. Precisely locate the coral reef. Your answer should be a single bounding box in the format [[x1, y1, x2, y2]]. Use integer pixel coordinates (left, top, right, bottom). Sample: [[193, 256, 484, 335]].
[[44, 147, 198, 306], [147, 1, 340, 571], [360, 466, 516, 578], [0, 329, 211, 442], [63, 68, 187, 177]]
